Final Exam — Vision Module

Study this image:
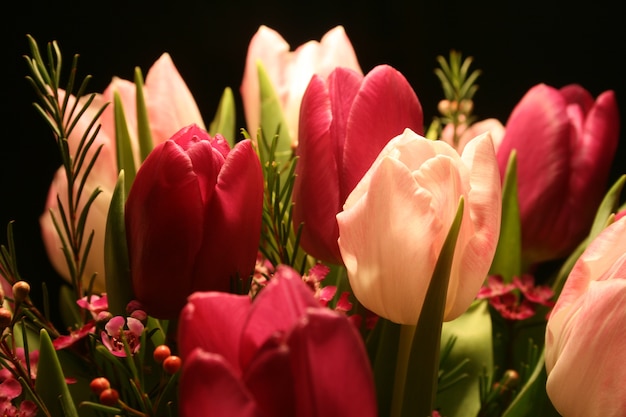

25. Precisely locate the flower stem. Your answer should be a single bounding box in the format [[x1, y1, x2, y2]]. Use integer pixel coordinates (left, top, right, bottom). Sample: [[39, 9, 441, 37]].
[[390, 324, 416, 417]]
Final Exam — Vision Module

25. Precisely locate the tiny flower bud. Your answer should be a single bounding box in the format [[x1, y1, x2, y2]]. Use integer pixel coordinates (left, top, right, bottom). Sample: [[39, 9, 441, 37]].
[[437, 99, 451, 115], [459, 99, 474, 115], [89, 377, 111, 395], [0, 307, 13, 329], [99, 388, 119, 406], [12, 281, 30, 303], [153, 345, 171, 364], [130, 309, 148, 322], [162, 355, 182, 374]]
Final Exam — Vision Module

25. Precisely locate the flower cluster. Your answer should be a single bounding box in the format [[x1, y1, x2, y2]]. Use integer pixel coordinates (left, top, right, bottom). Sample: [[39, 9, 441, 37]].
[[0, 25, 623, 417]]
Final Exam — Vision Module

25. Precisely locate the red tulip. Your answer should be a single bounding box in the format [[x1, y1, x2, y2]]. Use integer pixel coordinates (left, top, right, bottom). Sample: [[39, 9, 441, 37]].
[[178, 266, 377, 417], [125, 124, 263, 319], [496, 83, 619, 265], [293, 65, 424, 264], [545, 216, 626, 416]]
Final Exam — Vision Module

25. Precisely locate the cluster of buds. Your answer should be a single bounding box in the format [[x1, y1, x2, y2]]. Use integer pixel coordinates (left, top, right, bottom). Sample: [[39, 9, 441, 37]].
[[0, 281, 31, 330]]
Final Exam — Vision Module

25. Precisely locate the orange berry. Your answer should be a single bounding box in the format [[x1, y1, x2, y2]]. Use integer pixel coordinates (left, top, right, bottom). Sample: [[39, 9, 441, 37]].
[[162, 355, 182, 374], [99, 388, 119, 406], [89, 377, 110, 395], [153, 345, 171, 363]]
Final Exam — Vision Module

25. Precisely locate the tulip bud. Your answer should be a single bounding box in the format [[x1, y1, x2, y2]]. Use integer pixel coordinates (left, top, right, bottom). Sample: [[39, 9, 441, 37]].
[[496, 83, 619, 265], [337, 130, 501, 324], [125, 124, 264, 319], [545, 216, 626, 416]]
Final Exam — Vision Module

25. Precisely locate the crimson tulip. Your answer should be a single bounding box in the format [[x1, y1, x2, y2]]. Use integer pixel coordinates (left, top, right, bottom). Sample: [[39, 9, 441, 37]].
[[337, 129, 501, 324], [240, 25, 362, 148], [545, 216, 626, 416], [125, 124, 263, 319], [178, 265, 377, 417], [496, 83, 619, 265], [40, 53, 205, 292], [293, 65, 424, 264]]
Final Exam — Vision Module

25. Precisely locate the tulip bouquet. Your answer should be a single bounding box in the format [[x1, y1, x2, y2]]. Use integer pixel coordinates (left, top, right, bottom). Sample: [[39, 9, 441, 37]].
[[1, 24, 624, 417]]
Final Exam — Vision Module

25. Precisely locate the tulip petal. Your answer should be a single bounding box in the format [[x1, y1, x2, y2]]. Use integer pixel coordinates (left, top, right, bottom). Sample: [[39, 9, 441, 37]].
[[287, 309, 377, 417], [126, 141, 206, 318], [178, 292, 251, 368], [180, 348, 260, 417], [293, 74, 346, 263], [445, 133, 501, 320], [243, 338, 296, 417], [339, 155, 443, 324], [196, 139, 263, 292], [143, 53, 206, 141], [546, 279, 626, 417], [239, 266, 319, 369], [496, 84, 572, 260], [342, 64, 424, 198]]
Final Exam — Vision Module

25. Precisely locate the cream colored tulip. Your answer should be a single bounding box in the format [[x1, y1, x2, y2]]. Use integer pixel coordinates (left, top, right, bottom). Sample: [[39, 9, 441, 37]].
[[337, 129, 501, 324]]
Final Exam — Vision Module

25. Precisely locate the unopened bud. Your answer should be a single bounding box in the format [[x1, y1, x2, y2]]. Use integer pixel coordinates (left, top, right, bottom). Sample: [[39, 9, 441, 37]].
[[459, 99, 474, 115], [12, 281, 30, 303]]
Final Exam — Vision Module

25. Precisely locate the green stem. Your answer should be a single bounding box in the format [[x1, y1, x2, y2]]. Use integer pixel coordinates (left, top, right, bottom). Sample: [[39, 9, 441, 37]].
[[390, 324, 416, 417]]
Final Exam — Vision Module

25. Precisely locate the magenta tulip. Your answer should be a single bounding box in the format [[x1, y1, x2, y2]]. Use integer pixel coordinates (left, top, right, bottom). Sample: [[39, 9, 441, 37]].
[[496, 83, 619, 265], [177, 266, 377, 417], [40, 53, 205, 292], [337, 129, 501, 324], [293, 65, 424, 264], [545, 216, 626, 416], [125, 124, 263, 319], [240, 25, 362, 148]]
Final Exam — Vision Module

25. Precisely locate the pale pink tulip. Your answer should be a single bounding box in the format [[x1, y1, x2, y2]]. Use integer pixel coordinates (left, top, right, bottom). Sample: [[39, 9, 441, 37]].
[[337, 129, 501, 324], [440, 118, 505, 154], [545, 216, 626, 416], [40, 53, 205, 292], [240, 25, 362, 147]]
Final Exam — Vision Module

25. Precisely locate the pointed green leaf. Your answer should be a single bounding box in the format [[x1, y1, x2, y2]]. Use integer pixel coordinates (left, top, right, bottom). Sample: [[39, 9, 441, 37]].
[[104, 170, 134, 316], [400, 197, 465, 417], [588, 174, 625, 241], [436, 300, 493, 417], [35, 329, 79, 417], [134, 67, 154, 162], [258, 62, 292, 167], [490, 151, 521, 281], [113, 92, 136, 195], [209, 87, 236, 147]]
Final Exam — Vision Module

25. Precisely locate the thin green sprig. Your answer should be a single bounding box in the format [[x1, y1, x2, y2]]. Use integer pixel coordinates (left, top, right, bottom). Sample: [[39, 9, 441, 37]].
[[24, 35, 108, 309]]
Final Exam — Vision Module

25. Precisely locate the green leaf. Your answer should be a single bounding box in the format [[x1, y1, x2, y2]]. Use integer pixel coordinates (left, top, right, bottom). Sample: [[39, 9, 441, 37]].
[[258, 61, 292, 168], [104, 170, 134, 316], [399, 197, 465, 417], [134, 67, 154, 162], [587, 174, 625, 241], [35, 329, 79, 417], [209, 87, 236, 147], [366, 317, 401, 417], [490, 151, 521, 281], [113, 92, 137, 195], [436, 300, 493, 417]]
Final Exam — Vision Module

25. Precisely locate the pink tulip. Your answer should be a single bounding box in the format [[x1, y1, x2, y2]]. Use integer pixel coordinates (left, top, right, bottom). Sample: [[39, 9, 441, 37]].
[[440, 118, 505, 154], [125, 124, 263, 319], [545, 216, 626, 416], [40, 53, 205, 292], [337, 129, 501, 324], [293, 65, 424, 264], [240, 25, 362, 147], [178, 265, 377, 417], [496, 83, 619, 265]]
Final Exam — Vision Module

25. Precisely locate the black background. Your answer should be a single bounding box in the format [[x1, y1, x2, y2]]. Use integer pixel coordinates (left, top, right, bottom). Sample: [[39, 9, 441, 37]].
[[3, 0, 625, 324]]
